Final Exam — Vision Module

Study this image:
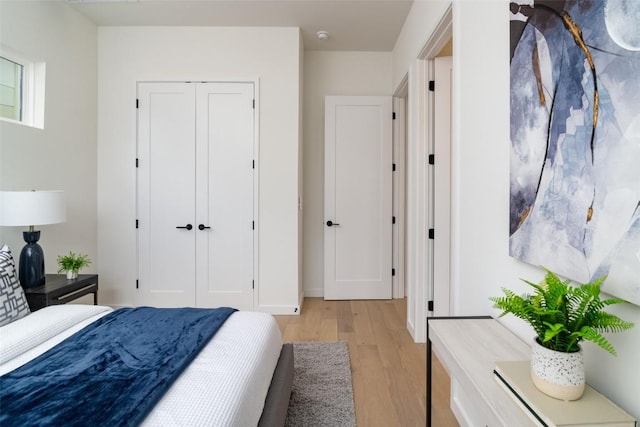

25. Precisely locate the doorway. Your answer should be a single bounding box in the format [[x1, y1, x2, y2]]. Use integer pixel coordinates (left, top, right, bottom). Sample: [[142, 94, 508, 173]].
[[404, 5, 453, 342]]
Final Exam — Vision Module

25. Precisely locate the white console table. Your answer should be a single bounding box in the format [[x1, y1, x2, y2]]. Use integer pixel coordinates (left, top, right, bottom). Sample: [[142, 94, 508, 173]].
[[427, 316, 534, 426], [427, 317, 637, 427]]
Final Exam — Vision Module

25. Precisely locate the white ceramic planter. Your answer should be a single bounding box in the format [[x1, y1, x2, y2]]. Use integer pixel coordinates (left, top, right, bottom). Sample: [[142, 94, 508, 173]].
[[66, 270, 78, 280], [530, 338, 585, 401]]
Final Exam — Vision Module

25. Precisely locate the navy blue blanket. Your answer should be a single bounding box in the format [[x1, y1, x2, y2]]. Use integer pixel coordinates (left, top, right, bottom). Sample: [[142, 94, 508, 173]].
[[0, 306, 237, 426]]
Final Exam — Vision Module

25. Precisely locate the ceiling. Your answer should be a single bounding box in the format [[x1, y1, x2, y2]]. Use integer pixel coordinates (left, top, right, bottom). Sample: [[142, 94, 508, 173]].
[[66, 0, 414, 51]]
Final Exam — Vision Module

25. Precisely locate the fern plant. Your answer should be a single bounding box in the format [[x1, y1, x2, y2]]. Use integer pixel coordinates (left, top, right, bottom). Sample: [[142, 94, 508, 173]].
[[57, 252, 91, 274], [490, 270, 633, 355]]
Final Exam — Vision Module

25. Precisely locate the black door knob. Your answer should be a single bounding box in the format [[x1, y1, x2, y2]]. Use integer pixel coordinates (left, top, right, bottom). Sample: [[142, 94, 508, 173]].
[[326, 220, 340, 227], [198, 224, 211, 230], [176, 224, 193, 230]]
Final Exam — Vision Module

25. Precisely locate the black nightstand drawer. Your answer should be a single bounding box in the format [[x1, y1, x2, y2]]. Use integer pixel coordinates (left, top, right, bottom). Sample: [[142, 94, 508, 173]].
[[24, 274, 99, 311]]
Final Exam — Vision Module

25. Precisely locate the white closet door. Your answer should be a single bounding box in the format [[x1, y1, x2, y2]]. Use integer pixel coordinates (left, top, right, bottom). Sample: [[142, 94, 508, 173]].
[[137, 82, 197, 307], [195, 83, 255, 310]]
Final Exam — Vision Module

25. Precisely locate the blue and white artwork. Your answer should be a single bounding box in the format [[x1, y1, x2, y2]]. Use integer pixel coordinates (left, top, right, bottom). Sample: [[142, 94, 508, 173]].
[[509, 0, 640, 305]]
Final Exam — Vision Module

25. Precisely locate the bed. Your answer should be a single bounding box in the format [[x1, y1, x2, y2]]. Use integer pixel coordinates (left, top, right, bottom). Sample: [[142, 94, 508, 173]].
[[0, 246, 293, 427]]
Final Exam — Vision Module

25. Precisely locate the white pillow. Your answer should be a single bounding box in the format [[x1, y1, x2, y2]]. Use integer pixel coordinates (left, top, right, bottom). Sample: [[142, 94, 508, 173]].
[[0, 244, 31, 327]]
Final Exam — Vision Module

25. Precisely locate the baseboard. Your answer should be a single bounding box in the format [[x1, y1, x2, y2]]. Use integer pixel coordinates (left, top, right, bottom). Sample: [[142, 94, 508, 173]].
[[407, 317, 416, 341], [257, 303, 301, 315], [304, 287, 324, 298], [107, 302, 302, 315], [450, 379, 477, 427]]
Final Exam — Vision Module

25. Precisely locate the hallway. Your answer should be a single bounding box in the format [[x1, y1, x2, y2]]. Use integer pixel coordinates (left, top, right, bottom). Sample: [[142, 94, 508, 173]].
[[275, 298, 459, 426]]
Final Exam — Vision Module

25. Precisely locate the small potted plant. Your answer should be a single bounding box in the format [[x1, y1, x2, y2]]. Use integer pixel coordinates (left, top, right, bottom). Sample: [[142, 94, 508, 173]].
[[490, 269, 633, 400], [57, 252, 91, 280]]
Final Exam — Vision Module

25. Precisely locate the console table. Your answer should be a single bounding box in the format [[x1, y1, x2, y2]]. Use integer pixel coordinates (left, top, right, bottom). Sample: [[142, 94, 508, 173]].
[[427, 317, 637, 427], [427, 316, 534, 426], [24, 274, 99, 311]]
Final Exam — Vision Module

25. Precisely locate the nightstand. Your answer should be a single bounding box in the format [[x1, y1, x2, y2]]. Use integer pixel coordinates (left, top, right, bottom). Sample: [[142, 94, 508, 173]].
[[24, 274, 99, 311]]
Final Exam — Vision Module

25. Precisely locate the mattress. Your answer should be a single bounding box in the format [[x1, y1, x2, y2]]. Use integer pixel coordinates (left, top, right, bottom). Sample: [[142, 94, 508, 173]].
[[0, 305, 283, 426]]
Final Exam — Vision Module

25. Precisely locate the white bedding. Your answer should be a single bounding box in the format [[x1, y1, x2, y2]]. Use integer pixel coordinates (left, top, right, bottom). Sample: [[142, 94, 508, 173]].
[[0, 305, 283, 426]]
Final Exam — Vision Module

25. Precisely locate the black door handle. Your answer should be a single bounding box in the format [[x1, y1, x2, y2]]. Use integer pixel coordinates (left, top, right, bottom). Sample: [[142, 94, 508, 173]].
[[198, 224, 211, 230], [326, 220, 340, 227], [176, 224, 193, 230]]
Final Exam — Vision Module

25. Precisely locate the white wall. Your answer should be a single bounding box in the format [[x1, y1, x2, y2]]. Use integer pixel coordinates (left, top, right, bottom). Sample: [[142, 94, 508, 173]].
[[393, 0, 640, 420], [97, 26, 302, 313], [451, 0, 640, 419], [0, 2, 98, 277], [392, 0, 450, 91], [302, 51, 393, 297]]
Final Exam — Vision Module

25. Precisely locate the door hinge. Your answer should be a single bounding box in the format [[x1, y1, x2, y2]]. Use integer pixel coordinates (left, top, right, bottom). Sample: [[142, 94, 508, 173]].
[[392, 268, 396, 276], [136, 99, 139, 109], [252, 221, 255, 230], [428, 154, 435, 165], [392, 163, 396, 172], [428, 228, 434, 239], [252, 99, 255, 109], [136, 279, 139, 289], [136, 158, 139, 168], [428, 81, 435, 92], [428, 300, 434, 311], [252, 280, 254, 290], [392, 112, 396, 120], [392, 216, 396, 224], [252, 160, 255, 169], [136, 219, 139, 229]]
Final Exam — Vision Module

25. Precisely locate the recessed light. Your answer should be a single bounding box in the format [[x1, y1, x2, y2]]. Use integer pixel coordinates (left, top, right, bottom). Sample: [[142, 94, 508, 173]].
[[316, 31, 329, 41]]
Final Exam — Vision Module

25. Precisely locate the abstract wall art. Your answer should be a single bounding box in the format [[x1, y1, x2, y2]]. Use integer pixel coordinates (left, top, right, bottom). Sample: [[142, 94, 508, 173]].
[[509, 0, 640, 304]]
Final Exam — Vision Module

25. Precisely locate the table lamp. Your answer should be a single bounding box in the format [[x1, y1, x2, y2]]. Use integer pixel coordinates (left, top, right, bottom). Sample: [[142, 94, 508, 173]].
[[0, 190, 66, 288]]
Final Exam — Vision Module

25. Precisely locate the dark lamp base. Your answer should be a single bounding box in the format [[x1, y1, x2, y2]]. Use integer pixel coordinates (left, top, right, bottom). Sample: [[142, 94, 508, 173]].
[[19, 231, 46, 288]]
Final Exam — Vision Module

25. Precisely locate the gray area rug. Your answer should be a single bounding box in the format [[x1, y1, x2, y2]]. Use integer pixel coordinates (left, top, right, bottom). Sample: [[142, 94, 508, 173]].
[[285, 341, 356, 427]]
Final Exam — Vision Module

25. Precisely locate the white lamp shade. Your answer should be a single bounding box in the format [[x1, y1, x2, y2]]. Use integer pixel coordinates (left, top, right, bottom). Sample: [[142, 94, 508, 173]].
[[0, 190, 67, 226]]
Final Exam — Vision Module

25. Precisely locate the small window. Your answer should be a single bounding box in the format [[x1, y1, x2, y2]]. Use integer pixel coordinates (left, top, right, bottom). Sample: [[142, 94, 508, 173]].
[[0, 56, 23, 121], [0, 47, 45, 129]]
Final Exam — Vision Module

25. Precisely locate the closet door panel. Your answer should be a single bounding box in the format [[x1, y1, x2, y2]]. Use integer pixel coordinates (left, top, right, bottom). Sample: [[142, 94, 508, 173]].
[[138, 82, 196, 307], [195, 82, 254, 310]]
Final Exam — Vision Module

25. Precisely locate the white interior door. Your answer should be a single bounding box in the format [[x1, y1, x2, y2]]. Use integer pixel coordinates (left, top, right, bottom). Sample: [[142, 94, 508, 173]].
[[432, 56, 453, 316], [137, 82, 197, 307], [324, 96, 393, 300], [195, 83, 255, 310]]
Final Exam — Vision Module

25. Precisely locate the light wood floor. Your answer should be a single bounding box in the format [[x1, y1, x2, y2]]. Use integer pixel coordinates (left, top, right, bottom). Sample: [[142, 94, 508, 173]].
[[274, 298, 459, 427]]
